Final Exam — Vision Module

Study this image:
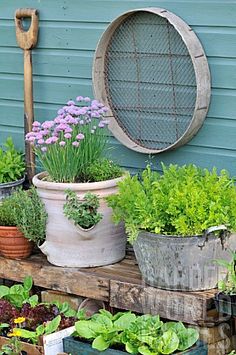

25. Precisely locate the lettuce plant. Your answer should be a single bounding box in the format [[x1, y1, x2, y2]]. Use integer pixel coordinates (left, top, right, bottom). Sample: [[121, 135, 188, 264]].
[[74, 311, 199, 354], [107, 164, 236, 242], [75, 309, 136, 351]]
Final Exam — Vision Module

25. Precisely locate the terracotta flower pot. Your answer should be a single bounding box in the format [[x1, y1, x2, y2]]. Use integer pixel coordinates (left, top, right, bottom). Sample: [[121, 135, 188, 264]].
[[33, 172, 127, 267], [0, 226, 33, 259]]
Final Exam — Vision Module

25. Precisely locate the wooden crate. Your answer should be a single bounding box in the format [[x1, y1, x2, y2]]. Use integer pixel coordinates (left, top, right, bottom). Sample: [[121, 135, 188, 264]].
[[41, 290, 84, 310], [0, 253, 217, 326], [63, 338, 207, 355], [0, 336, 43, 355]]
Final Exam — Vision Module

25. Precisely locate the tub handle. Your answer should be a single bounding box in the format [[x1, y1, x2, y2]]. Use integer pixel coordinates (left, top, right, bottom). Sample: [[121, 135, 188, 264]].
[[198, 225, 228, 248]]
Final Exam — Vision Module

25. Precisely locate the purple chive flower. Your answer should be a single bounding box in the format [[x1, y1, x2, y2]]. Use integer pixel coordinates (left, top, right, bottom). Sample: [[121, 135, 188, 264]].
[[67, 107, 76, 114], [64, 133, 72, 139], [78, 108, 87, 115], [83, 97, 91, 102], [26, 132, 35, 139], [38, 139, 45, 145], [32, 121, 41, 127], [27, 136, 36, 142], [45, 137, 53, 145], [59, 118, 67, 124], [97, 103, 104, 108], [76, 133, 85, 140], [32, 126, 40, 132], [91, 112, 100, 118], [59, 141, 66, 147], [91, 104, 99, 110], [54, 116, 62, 124], [42, 120, 55, 129], [55, 123, 68, 131], [51, 136, 58, 143], [67, 100, 75, 106], [98, 122, 105, 128], [41, 147, 47, 152], [57, 108, 65, 115], [67, 116, 78, 124], [72, 141, 80, 147], [76, 96, 84, 101], [65, 127, 73, 133], [35, 133, 43, 140]]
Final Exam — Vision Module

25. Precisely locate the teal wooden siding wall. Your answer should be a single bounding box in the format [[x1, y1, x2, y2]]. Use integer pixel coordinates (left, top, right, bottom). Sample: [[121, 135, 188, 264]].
[[0, 0, 236, 174]]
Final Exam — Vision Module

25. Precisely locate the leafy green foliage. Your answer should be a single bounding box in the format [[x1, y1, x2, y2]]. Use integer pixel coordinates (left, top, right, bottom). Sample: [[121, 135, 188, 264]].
[[107, 164, 236, 242], [215, 251, 236, 294], [11, 315, 62, 344], [0, 137, 25, 184], [0, 276, 35, 308], [75, 310, 136, 351], [64, 190, 102, 229], [84, 159, 123, 182], [0, 336, 22, 355], [74, 311, 199, 354], [0, 188, 47, 244]]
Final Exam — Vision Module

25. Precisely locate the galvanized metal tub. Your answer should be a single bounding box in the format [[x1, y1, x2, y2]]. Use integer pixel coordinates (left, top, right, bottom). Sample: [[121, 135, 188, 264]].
[[133, 226, 236, 291], [0, 177, 25, 201]]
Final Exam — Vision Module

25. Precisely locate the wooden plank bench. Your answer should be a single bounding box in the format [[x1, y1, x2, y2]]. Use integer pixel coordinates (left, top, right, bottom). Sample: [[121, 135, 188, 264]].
[[0, 252, 218, 325]]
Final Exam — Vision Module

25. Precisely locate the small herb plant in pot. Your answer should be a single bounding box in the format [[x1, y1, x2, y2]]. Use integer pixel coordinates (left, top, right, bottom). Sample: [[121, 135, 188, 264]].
[[63, 309, 207, 355], [27, 96, 125, 267], [214, 251, 236, 316], [0, 137, 25, 201], [0, 188, 47, 259], [107, 164, 236, 291]]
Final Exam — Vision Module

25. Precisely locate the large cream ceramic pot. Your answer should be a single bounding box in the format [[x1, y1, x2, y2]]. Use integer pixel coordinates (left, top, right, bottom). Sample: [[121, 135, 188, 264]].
[[33, 172, 126, 267]]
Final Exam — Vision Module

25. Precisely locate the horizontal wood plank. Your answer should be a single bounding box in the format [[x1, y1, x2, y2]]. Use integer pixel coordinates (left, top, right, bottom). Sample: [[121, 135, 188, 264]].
[[110, 280, 215, 325], [0, 50, 235, 90], [0, 77, 235, 120], [1, 0, 236, 27], [0, 253, 217, 325], [0, 22, 236, 58], [0, 255, 109, 301]]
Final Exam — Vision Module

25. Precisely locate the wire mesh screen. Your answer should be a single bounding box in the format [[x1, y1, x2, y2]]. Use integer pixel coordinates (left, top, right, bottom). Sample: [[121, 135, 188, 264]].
[[104, 12, 197, 150]]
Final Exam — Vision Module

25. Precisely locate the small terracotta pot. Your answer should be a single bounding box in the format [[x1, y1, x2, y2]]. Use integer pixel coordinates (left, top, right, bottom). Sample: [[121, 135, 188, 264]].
[[0, 226, 33, 259]]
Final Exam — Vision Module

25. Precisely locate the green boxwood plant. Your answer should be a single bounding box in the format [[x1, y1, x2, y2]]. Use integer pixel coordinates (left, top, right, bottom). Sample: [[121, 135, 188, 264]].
[[107, 164, 236, 242]]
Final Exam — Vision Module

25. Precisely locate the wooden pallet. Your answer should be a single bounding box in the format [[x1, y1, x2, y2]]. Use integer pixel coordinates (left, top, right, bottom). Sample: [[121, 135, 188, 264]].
[[0, 253, 218, 325]]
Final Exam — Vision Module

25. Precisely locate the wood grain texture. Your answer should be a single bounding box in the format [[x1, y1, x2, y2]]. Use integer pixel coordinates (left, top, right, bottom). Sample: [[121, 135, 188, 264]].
[[0, 254, 109, 301], [0, 253, 217, 325], [110, 280, 215, 325], [1, 0, 236, 27], [0, 336, 43, 355]]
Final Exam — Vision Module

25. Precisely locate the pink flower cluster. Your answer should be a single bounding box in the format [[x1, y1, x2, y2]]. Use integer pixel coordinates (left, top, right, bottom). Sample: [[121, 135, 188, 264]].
[[25, 97, 109, 153]]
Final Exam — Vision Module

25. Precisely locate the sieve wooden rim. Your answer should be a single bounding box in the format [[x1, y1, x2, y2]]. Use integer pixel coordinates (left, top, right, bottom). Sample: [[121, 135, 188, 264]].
[[93, 8, 211, 154]]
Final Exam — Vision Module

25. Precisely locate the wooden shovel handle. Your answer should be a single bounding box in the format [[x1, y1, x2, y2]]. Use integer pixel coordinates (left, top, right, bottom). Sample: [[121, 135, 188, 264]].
[[15, 8, 39, 49]]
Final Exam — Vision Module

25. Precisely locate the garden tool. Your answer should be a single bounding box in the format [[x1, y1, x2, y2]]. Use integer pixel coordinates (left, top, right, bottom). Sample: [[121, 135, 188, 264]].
[[15, 8, 39, 182]]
